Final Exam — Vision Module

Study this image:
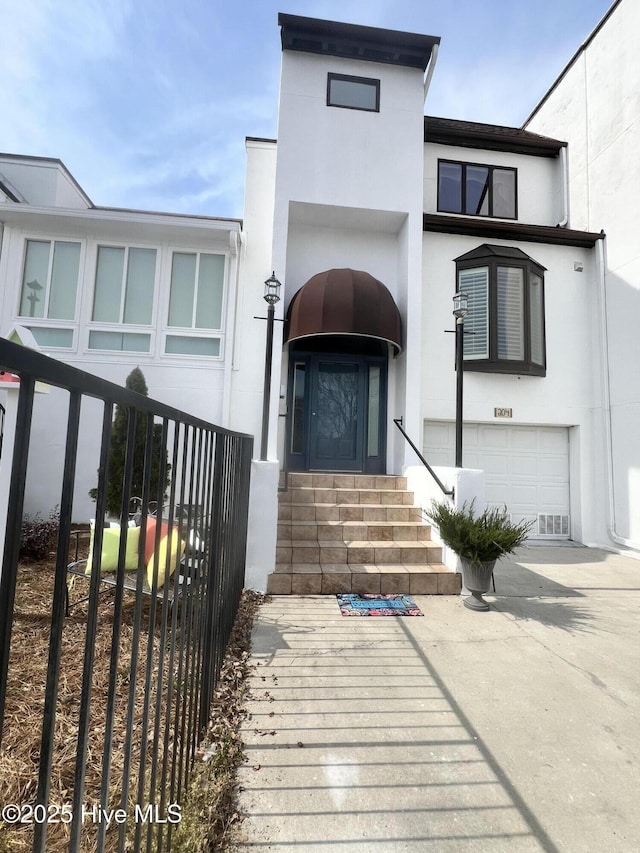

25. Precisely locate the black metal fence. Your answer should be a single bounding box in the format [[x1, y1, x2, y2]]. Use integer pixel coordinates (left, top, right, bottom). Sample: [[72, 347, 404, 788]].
[[0, 339, 253, 852]]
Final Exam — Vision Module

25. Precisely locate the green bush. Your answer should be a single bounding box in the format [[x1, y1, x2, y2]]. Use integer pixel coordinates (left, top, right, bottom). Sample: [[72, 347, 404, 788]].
[[89, 367, 170, 517], [20, 508, 60, 561], [425, 500, 532, 563]]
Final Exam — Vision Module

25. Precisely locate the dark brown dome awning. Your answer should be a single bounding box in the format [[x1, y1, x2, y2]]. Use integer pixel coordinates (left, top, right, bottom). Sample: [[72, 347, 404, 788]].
[[285, 268, 403, 354]]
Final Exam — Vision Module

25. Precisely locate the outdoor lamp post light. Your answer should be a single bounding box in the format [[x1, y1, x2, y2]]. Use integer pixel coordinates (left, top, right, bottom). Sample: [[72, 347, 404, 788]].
[[260, 272, 282, 461], [453, 291, 468, 468]]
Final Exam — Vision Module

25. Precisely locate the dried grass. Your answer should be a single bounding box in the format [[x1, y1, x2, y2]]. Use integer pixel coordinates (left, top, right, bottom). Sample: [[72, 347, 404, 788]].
[[1, 553, 174, 853], [0, 548, 264, 853], [171, 589, 264, 852]]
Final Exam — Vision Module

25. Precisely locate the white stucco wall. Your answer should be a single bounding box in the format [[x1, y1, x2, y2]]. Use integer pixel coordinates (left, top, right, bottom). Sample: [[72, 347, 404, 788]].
[[421, 230, 604, 545], [526, 0, 640, 549], [272, 49, 428, 465], [230, 138, 278, 450]]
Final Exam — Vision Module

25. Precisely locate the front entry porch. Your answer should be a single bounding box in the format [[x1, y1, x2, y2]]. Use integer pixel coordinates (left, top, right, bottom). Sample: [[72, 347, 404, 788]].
[[268, 473, 461, 596]]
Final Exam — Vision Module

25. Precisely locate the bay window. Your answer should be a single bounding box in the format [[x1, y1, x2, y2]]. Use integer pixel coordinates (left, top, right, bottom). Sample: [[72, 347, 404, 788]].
[[455, 245, 546, 375]]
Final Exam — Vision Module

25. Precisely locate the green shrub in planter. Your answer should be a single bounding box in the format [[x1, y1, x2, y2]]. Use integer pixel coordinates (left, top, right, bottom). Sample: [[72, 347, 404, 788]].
[[425, 501, 532, 563], [425, 501, 533, 610]]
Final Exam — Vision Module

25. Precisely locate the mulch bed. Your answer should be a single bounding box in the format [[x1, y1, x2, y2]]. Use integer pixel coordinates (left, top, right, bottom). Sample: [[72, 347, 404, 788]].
[[0, 553, 264, 853]]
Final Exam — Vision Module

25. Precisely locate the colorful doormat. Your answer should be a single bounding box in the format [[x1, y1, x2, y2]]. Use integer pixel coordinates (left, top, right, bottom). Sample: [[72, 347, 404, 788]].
[[337, 593, 423, 616]]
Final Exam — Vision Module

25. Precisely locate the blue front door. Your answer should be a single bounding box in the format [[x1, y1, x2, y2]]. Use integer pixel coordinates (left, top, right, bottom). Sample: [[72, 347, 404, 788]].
[[287, 343, 387, 474]]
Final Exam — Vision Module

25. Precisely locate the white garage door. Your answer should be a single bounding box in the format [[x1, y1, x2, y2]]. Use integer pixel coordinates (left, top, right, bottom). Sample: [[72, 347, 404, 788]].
[[423, 421, 570, 539]]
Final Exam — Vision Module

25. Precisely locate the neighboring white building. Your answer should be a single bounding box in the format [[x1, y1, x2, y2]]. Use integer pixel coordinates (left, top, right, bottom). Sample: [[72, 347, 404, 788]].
[[1, 4, 637, 585], [0, 154, 243, 518], [524, 0, 640, 550]]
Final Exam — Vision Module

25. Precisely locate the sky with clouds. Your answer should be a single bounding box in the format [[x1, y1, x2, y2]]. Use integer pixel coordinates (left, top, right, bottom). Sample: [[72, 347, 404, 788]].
[[2, 0, 614, 219]]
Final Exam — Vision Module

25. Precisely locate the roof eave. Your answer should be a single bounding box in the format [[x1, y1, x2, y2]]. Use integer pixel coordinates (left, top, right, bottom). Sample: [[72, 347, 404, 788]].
[[423, 213, 604, 249]]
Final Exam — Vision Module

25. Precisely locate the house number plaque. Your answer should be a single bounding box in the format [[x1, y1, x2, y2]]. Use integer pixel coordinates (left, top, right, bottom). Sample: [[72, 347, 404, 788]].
[[494, 407, 513, 418]]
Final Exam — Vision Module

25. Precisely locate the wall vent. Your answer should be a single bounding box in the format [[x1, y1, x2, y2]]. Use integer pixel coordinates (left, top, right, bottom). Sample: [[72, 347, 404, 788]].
[[538, 514, 570, 537]]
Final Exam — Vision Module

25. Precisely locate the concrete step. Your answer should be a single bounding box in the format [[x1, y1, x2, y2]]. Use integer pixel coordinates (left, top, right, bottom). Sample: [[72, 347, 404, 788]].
[[267, 563, 461, 596]]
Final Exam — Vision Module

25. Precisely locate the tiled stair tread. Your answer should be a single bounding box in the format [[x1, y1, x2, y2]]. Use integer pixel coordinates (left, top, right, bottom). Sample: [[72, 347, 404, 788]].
[[286, 519, 428, 528], [279, 539, 439, 549], [286, 474, 408, 489], [274, 562, 454, 574], [273, 472, 458, 596], [267, 565, 461, 595]]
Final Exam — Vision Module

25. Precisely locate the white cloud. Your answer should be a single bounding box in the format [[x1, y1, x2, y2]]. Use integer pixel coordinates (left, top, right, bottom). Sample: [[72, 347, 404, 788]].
[[1, 0, 614, 217]]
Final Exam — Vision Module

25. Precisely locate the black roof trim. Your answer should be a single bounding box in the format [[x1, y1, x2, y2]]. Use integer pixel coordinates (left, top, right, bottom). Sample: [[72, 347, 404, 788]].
[[425, 116, 566, 157], [278, 13, 440, 70], [454, 243, 547, 270], [423, 213, 603, 248]]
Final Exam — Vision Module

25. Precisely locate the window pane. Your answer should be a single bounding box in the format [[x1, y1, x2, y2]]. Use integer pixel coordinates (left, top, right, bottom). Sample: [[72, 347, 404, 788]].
[[93, 247, 124, 322], [459, 268, 489, 359], [28, 327, 74, 347], [291, 363, 306, 454], [367, 365, 380, 457], [195, 254, 224, 329], [168, 253, 196, 327], [530, 272, 544, 365], [328, 75, 378, 110], [497, 267, 524, 360], [20, 240, 50, 318], [466, 166, 489, 216], [89, 330, 150, 351], [165, 335, 220, 356], [492, 169, 516, 218], [48, 241, 81, 320], [123, 248, 156, 325], [439, 162, 462, 213]]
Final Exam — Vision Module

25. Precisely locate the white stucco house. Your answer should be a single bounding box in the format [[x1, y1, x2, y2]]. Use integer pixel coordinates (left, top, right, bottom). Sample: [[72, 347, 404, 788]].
[[1, 2, 637, 591], [523, 0, 639, 552]]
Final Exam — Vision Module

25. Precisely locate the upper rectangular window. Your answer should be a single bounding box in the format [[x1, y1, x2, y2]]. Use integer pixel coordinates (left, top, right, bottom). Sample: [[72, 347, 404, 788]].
[[19, 239, 81, 321], [327, 73, 380, 112], [92, 246, 156, 325], [89, 245, 156, 353], [438, 160, 517, 219]]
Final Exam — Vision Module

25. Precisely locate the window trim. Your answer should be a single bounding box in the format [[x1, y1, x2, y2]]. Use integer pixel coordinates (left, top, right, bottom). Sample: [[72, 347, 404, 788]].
[[17, 237, 84, 350], [18, 237, 82, 322], [87, 241, 158, 355], [91, 243, 158, 327], [327, 72, 380, 112], [438, 159, 518, 220], [456, 249, 546, 376]]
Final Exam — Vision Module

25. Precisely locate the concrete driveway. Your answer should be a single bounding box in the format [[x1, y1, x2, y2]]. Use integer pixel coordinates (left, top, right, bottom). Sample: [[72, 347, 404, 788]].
[[235, 546, 640, 852]]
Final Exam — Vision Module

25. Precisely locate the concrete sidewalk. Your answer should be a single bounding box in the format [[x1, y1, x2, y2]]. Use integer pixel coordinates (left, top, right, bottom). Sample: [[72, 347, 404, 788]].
[[235, 546, 640, 852]]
